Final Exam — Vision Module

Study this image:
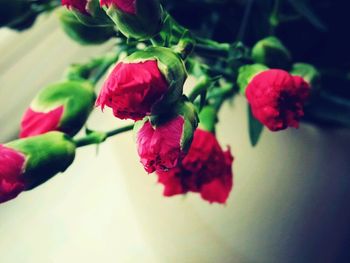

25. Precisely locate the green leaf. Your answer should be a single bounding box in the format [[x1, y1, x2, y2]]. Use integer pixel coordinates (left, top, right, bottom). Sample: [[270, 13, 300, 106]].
[[287, 0, 327, 31], [248, 105, 264, 147]]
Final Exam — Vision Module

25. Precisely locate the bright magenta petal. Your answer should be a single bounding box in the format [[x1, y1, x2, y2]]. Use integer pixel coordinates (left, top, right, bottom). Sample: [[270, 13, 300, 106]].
[[246, 69, 310, 131], [137, 116, 184, 173], [96, 60, 168, 121], [100, 0, 136, 14], [62, 0, 89, 14], [19, 106, 64, 138], [0, 145, 26, 203]]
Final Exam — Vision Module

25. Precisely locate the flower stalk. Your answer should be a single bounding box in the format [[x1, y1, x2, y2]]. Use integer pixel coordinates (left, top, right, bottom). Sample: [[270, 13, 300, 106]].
[[74, 124, 134, 148]]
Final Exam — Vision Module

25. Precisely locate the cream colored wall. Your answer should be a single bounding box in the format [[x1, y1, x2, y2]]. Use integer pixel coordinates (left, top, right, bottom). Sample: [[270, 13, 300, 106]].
[[1, 11, 350, 263], [0, 14, 113, 141]]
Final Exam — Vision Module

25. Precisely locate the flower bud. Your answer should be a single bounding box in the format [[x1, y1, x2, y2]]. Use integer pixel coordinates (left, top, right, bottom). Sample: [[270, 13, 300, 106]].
[[96, 47, 186, 120], [237, 64, 268, 94], [101, 0, 163, 39], [20, 80, 96, 138], [245, 69, 311, 131], [134, 99, 198, 174], [156, 128, 234, 204], [1, 132, 76, 203], [58, 8, 115, 45], [62, 0, 112, 26], [290, 63, 320, 89], [252, 36, 292, 69]]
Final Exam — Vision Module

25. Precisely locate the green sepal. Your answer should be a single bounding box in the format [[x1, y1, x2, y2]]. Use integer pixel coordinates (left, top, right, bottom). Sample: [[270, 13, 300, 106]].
[[6, 132, 76, 190], [176, 99, 199, 152], [290, 63, 320, 89], [104, 0, 163, 40], [252, 36, 292, 70], [134, 97, 198, 152], [30, 80, 96, 137], [71, 0, 114, 27], [57, 8, 115, 45], [198, 105, 217, 133], [133, 117, 148, 141], [125, 46, 187, 115], [237, 64, 268, 94]]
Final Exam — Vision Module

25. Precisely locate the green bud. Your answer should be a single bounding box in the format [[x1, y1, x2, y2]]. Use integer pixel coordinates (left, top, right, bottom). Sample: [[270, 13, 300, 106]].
[[237, 64, 268, 94], [104, 0, 163, 40], [57, 8, 115, 45], [252, 36, 292, 69], [290, 63, 321, 88], [6, 132, 76, 190], [125, 46, 187, 114], [30, 80, 96, 137]]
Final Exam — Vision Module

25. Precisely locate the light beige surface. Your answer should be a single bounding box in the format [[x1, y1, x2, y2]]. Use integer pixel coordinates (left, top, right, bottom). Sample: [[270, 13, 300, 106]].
[[1, 11, 350, 263]]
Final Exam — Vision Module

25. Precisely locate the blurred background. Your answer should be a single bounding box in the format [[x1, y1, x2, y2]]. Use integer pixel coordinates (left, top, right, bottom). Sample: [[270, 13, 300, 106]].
[[1, 1, 350, 262]]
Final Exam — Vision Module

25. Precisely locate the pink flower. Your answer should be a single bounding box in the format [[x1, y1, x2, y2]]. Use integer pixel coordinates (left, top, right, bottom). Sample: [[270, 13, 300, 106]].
[[96, 60, 168, 120], [156, 129, 234, 204], [245, 69, 311, 131], [136, 116, 185, 173], [0, 145, 26, 204], [62, 0, 88, 14], [20, 106, 64, 138], [100, 0, 136, 14]]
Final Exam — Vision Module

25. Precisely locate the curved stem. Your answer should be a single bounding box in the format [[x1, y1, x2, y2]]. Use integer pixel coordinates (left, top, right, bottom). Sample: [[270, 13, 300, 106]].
[[89, 53, 119, 85], [65, 49, 123, 85], [105, 124, 134, 137], [193, 43, 230, 58], [189, 76, 212, 102], [212, 83, 235, 112], [75, 124, 134, 148], [237, 0, 255, 41]]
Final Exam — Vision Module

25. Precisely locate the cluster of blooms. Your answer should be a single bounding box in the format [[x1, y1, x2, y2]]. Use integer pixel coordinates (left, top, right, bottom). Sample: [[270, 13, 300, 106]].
[[0, 0, 315, 206], [95, 45, 234, 204]]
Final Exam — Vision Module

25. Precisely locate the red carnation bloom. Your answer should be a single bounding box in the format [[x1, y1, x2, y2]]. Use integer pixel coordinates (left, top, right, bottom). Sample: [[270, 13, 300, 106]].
[[62, 0, 88, 14], [245, 69, 310, 131], [20, 106, 64, 138], [96, 60, 168, 120], [100, 0, 136, 14], [136, 116, 185, 173], [156, 129, 234, 204], [0, 145, 26, 204]]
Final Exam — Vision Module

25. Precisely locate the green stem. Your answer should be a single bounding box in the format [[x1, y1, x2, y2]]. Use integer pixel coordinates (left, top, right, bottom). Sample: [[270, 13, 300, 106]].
[[65, 49, 122, 85], [105, 124, 134, 137], [89, 54, 118, 85], [74, 124, 134, 148], [193, 43, 230, 58], [212, 83, 235, 112], [237, 0, 255, 41], [188, 76, 212, 102]]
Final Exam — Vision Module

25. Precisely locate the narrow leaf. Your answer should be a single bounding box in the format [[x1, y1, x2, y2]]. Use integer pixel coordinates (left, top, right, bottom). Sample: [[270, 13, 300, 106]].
[[248, 105, 264, 146], [287, 0, 327, 31]]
